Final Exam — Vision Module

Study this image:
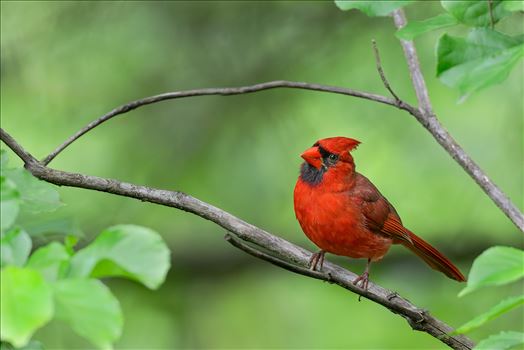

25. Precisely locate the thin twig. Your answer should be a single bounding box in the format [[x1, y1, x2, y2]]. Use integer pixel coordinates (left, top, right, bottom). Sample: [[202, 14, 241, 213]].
[[1, 128, 475, 350], [488, 0, 495, 30], [41, 81, 410, 166], [372, 39, 402, 104], [392, 8, 524, 232]]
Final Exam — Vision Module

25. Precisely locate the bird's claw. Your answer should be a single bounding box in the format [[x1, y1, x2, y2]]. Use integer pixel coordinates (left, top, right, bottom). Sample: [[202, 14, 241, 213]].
[[309, 250, 325, 271], [353, 271, 370, 291]]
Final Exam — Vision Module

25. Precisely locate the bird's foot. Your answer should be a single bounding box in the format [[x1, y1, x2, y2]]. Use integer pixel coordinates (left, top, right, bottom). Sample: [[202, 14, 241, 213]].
[[309, 250, 325, 271], [353, 271, 370, 291]]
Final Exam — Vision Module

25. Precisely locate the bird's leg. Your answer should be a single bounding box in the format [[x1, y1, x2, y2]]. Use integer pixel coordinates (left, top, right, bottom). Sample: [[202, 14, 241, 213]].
[[309, 250, 326, 271], [353, 258, 372, 291]]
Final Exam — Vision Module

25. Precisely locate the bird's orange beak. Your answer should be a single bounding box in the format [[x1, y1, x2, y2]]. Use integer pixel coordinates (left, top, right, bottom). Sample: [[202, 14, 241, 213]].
[[301, 146, 323, 169]]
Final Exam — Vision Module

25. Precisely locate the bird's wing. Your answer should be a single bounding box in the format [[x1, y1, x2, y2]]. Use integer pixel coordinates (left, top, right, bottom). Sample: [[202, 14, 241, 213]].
[[352, 175, 465, 282], [353, 174, 412, 244]]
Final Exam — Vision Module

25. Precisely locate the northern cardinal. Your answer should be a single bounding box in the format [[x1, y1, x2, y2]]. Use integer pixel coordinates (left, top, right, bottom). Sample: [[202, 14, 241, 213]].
[[293, 137, 466, 289]]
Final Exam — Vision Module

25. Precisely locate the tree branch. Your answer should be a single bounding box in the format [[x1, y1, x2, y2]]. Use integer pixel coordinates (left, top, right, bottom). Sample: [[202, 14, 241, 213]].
[[1, 128, 474, 350], [0, 129, 38, 166], [41, 81, 411, 166], [392, 9, 524, 232], [392, 11, 434, 116]]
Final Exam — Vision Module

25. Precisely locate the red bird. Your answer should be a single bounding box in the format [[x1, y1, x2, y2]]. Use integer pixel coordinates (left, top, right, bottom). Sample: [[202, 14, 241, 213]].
[[293, 137, 466, 289]]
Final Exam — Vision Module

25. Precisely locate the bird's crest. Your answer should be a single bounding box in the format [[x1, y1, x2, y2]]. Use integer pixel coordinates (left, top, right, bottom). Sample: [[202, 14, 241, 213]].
[[315, 137, 361, 155]]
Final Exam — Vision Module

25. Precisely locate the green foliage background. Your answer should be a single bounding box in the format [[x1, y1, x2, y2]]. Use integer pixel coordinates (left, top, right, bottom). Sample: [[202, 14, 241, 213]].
[[1, 1, 522, 349]]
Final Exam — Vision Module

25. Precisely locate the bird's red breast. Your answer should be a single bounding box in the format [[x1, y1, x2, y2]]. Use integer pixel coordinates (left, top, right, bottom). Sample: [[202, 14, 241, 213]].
[[294, 172, 392, 261]]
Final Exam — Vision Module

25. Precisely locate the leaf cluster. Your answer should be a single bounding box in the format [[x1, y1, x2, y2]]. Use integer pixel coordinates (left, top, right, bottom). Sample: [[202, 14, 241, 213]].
[[453, 247, 524, 350], [0, 151, 171, 349], [336, 0, 524, 101]]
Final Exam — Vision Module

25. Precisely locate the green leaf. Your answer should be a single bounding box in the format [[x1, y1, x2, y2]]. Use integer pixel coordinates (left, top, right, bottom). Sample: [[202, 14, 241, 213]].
[[2, 169, 63, 214], [441, 0, 511, 27], [18, 213, 82, 240], [436, 28, 524, 100], [26, 242, 70, 282], [395, 13, 458, 40], [335, 0, 415, 16], [1, 177, 20, 232], [1, 228, 31, 267], [69, 225, 170, 289], [0, 267, 54, 348], [475, 331, 524, 350], [454, 295, 524, 334], [0, 177, 19, 202], [53, 279, 123, 350], [503, 1, 524, 12], [459, 246, 524, 296]]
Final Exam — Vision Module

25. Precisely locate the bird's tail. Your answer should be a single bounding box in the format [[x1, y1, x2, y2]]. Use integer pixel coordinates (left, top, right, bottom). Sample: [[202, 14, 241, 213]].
[[401, 230, 466, 282]]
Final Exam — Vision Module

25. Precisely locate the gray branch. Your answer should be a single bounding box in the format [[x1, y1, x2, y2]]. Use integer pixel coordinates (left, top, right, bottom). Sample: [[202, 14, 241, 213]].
[[41, 81, 412, 166], [392, 9, 523, 232], [1, 127, 474, 350]]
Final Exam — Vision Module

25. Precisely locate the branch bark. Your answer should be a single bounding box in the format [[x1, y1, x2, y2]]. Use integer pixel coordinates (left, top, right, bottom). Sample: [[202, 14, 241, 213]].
[[1, 127, 475, 350], [392, 9, 524, 232]]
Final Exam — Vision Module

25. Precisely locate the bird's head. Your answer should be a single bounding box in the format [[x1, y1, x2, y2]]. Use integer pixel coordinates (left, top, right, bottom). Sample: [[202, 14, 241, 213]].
[[299, 136, 360, 186]]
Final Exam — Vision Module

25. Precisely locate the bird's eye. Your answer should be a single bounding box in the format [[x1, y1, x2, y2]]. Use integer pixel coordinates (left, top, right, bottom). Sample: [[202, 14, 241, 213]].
[[328, 154, 337, 161]]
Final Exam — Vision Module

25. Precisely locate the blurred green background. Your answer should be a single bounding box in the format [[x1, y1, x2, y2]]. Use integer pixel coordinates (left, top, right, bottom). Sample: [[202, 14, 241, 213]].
[[1, 1, 523, 349]]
